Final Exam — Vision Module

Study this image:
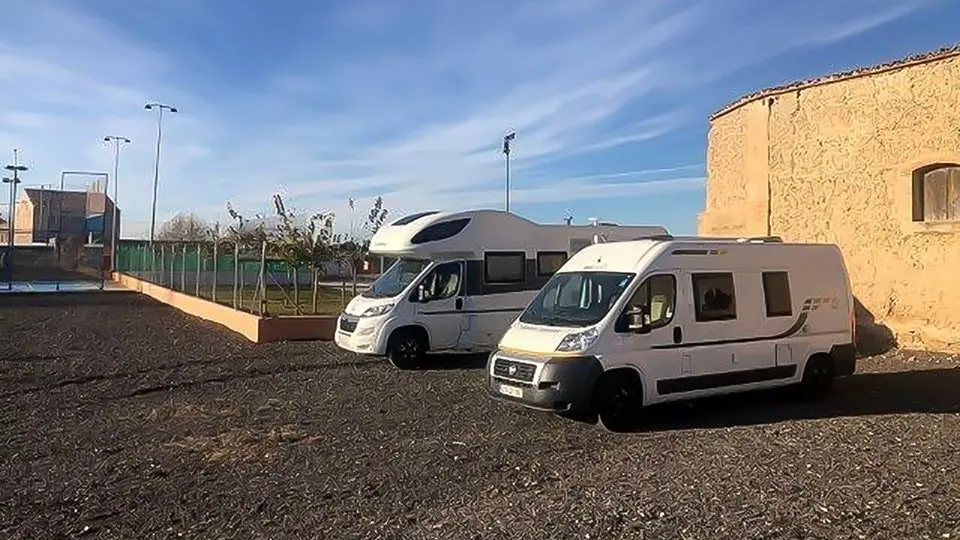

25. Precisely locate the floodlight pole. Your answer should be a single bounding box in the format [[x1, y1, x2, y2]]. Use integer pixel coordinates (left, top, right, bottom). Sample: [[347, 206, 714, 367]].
[[103, 136, 131, 271], [3, 149, 27, 246], [502, 131, 516, 213], [145, 102, 178, 246]]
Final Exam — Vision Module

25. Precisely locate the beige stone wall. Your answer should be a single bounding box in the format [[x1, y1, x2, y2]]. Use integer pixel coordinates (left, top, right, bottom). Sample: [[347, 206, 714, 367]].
[[700, 55, 960, 351]]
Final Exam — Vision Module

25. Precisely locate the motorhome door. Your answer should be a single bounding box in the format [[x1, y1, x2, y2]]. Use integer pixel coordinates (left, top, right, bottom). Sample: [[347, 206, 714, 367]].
[[413, 260, 466, 351]]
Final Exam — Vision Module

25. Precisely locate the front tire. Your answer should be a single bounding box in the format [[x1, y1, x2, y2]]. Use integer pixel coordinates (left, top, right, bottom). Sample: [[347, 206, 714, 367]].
[[387, 330, 426, 370], [593, 371, 644, 433]]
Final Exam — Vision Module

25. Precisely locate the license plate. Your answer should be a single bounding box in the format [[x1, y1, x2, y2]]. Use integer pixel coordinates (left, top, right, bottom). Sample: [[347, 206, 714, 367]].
[[498, 384, 523, 398]]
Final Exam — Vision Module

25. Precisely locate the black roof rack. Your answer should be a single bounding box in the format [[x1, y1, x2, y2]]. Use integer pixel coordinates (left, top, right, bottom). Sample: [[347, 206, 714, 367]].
[[631, 234, 784, 243]]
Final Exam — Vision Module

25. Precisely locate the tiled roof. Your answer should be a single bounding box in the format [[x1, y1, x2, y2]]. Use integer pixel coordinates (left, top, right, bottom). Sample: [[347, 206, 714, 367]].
[[710, 42, 960, 121]]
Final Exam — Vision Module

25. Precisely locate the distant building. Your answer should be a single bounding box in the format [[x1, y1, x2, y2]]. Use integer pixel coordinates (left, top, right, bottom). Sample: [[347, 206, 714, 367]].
[[12, 188, 120, 246], [698, 44, 960, 352]]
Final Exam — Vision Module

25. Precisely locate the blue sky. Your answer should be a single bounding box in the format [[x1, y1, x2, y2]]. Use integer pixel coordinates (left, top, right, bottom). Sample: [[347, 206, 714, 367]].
[[0, 0, 958, 237]]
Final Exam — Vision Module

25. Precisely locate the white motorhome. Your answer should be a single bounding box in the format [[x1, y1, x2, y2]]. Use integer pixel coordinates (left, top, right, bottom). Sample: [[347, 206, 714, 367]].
[[333, 209, 668, 368], [485, 235, 857, 432]]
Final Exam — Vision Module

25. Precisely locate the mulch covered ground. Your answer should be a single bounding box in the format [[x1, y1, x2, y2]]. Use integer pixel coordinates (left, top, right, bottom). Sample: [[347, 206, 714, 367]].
[[0, 292, 957, 539]]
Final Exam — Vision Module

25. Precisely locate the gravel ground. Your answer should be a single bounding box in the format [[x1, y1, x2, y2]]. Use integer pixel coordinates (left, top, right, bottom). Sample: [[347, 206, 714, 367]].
[[0, 292, 958, 540]]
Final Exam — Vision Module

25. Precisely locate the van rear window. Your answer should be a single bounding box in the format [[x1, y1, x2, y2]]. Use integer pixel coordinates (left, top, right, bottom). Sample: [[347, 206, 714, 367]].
[[762, 271, 792, 317]]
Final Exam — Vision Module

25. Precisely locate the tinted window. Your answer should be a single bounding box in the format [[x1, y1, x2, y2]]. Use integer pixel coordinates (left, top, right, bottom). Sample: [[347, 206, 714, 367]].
[[362, 257, 431, 299], [692, 272, 737, 322], [519, 271, 635, 328], [623, 274, 676, 330], [418, 261, 462, 301], [410, 218, 471, 244], [762, 271, 792, 317], [391, 211, 439, 226], [484, 251, 525, 283], [536, 251, 567, 276]]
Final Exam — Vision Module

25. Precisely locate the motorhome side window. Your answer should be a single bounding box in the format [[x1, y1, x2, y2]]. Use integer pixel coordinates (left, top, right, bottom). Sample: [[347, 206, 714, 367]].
[[484, 251, 525, 283], [410, 218, 471, 244], [536, 251, 567, 276], [762, 271, 792, 317], [623, 274, 676, 329], [692, 272, 737, 322], [419, 261, 462, 301]]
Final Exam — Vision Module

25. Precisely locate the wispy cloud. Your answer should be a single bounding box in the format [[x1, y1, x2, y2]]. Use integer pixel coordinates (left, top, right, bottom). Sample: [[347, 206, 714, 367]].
[[0, 0, 935, 237]]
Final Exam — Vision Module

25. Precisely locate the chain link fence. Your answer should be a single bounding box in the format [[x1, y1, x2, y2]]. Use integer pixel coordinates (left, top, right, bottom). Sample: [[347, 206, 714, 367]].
[[1, 174, 112, 292], [116, 241, 383, 315]]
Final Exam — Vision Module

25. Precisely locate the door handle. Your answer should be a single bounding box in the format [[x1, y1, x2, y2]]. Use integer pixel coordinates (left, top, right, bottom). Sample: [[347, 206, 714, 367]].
[[455, 298, 463, 310], [673, 326, 682, 344]]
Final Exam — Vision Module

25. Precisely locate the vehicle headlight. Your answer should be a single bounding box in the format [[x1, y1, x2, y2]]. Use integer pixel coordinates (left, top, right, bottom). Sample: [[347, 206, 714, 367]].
[[555, 327, 600, 353], [361, 303, 394, 317]]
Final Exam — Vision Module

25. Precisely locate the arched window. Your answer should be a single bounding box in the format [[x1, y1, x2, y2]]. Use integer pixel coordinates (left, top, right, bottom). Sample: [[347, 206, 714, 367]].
[[912, 163, 960, 222]]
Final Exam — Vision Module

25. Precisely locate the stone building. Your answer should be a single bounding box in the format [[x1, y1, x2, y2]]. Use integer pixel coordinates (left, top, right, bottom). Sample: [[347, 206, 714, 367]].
[[698, 44, 960, 352]]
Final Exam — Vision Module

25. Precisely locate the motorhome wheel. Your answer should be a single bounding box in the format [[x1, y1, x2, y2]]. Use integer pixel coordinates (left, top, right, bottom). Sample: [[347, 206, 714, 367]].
[[387, 330, 426, 370], [593, 371, 643, 433]]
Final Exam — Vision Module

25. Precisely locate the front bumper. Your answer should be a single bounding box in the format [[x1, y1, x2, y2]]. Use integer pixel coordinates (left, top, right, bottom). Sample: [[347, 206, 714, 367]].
[[485, 350, 603, 415], [333, 313, 383, 355]]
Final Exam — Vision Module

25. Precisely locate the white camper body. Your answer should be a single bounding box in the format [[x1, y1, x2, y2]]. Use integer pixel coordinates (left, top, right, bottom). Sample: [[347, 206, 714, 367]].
[[485, 235, 857, 431], [333, 209, 669, 368]]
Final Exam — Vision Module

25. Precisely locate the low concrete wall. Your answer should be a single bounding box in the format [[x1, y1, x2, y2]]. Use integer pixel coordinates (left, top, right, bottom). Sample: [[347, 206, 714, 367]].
[[110, 272, 337, 343], [260, 316, 337, 342]]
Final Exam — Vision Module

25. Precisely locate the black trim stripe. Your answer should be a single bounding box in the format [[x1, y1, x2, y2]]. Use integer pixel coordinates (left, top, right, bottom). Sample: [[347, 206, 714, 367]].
[[657, 364, 797, 395], [650, 294, 839, 350], [651, 311, 809, 350]]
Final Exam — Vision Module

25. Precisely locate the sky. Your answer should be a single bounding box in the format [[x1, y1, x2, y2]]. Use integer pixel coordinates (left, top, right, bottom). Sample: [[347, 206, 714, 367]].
[[0, 0, 958, 238]]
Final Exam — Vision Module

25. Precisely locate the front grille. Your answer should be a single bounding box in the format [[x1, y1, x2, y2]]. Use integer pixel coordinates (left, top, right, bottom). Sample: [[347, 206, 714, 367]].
[[493, 358, 536, 382], [339, 317, 357, 333]]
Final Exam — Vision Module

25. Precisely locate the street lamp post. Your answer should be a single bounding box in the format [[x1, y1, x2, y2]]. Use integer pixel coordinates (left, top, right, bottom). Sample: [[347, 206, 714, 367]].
[[103, 135, 131, 271], [3, 149, 28, 247], [502, 131, 516, 213], [145, 102, 178, 245]]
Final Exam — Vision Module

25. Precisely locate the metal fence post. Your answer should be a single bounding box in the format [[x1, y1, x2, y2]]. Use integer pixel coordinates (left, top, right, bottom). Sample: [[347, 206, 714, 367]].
[[212, 241, 218, 302], [258, 239, 267, 316], [180, 243, 187, 291], [160, 245, 166, 286], [195, 243, 201, 297], [233, 242, 239, 309], [169, 245, 174, 287]]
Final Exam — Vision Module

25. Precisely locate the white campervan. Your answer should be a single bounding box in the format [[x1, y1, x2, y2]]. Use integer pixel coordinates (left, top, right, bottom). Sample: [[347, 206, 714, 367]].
[[485, 235, 857, 432], [333, 209, 668, 368]]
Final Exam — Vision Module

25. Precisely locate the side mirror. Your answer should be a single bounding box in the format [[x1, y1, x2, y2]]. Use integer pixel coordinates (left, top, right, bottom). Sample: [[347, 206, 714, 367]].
[[417, 284, 430, 303], [626, 305, 651, 334]]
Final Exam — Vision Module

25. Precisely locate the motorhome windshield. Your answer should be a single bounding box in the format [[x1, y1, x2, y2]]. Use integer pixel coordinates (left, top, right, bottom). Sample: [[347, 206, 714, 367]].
[[362, 258, 432, 299], [518, 271, 635, 328]]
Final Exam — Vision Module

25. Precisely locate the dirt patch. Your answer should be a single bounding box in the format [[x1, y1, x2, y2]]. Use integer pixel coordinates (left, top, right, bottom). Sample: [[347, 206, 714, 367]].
[[170, 425, 321, 463], [0, 292, 957, 539]]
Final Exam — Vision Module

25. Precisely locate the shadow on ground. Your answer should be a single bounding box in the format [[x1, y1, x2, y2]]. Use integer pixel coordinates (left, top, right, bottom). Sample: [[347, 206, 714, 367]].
[[418, 352, 489, 371], [622, 367, 960, 432], [855, 296, 897, 357], [0, 290, 138, 307]]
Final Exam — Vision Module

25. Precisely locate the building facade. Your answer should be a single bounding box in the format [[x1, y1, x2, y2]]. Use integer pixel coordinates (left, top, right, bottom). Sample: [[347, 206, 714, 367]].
[[13, 188, 120, 246], [698, 45, 960, 352]]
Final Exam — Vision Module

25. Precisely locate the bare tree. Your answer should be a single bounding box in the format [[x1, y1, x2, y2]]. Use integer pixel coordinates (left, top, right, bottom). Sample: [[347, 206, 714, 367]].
[[273, 194, 336, 313], [156, 212, 211, 242], [335, 196, 388, 297], [225, 202, 267, 310]]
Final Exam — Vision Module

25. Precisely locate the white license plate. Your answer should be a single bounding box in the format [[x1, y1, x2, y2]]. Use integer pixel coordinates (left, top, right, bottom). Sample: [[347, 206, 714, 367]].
[[498, 384, 523, 398]]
